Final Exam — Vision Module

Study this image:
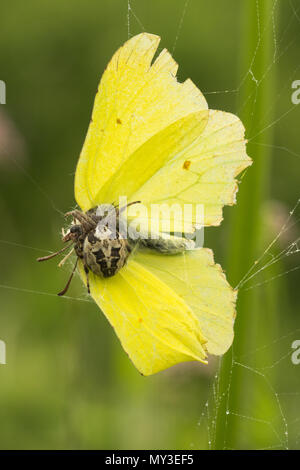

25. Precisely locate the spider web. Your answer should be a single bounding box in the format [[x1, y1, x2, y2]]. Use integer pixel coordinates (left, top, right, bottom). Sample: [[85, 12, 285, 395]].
[[0, 0, 299, 450]]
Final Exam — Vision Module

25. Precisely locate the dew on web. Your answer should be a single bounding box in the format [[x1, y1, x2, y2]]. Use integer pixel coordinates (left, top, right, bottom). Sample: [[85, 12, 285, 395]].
[[172, 0, 190, 55], [190, 0, 300, 450], [127, 0, 146, 39], [236, 198, 300, 291], [198, 196, 300, 449]]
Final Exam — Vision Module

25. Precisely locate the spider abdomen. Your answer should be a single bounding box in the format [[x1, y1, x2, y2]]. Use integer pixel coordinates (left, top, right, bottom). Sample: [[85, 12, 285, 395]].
[[83, 230, 132, 278]]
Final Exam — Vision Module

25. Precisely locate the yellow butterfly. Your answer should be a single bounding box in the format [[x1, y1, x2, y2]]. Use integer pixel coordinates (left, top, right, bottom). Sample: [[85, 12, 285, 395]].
[[39, 33, 251, 376]]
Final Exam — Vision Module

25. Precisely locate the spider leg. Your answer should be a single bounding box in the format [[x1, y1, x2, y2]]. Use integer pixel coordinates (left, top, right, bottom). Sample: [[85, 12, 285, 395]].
[[84, 264, 90, 294], [65, 210, 96, 232], [58, 258, 78, 296], [37, 242, 72, 262], [58, 247, 74, 267]]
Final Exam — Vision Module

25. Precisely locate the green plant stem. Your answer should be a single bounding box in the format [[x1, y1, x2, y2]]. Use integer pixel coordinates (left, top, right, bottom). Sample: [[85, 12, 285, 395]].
[[213, 0, 276, 449]]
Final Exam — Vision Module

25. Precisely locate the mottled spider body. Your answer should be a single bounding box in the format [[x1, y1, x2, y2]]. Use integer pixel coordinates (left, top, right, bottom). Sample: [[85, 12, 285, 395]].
[[65, 206, 133, 287], [38, 201, 194, 296], [38, 204, 135, 295], [82, 229, 132, 278]]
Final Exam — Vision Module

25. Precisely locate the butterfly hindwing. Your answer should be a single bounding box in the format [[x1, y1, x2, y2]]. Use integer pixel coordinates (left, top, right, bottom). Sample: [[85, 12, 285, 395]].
[[134, 248, 237, 356], [78, 258, 207, 376]]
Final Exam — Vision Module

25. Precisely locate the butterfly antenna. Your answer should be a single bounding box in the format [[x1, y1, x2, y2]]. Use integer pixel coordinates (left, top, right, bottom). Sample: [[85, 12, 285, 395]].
[[119, 200, 141, 213], [58, 258, 78, 297], [37, 243, 72, 262]]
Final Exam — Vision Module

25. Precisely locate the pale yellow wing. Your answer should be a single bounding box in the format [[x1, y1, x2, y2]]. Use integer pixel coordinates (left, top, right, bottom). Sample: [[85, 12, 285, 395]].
[[75, 32, 251, 233], [129, 110, 252, 231], [134, 248, 237, 355], [75, 32, 208, 212], [78, 258, 207, 376]]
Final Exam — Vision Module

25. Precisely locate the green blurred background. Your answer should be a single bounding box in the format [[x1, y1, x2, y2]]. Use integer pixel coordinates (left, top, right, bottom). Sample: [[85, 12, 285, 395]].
[[0, 0, 299, 450]]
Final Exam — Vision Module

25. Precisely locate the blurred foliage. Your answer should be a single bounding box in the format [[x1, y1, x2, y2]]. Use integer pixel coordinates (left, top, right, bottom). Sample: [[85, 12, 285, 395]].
[[0, 0, 299, 449]]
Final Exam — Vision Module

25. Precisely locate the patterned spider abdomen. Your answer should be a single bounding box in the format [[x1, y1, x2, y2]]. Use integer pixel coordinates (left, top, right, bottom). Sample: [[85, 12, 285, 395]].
[[83, 228, 132, 278]]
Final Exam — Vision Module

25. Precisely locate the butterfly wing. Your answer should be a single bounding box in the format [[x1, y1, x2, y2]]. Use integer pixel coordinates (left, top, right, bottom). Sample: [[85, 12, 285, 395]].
[[130, 109, 252, 230], [134, 248, 237, 356], [78, 245, 235, 375], [75, 32, 208, 212], [78, 258, 208, 376], [75, 33, 251, 232]]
